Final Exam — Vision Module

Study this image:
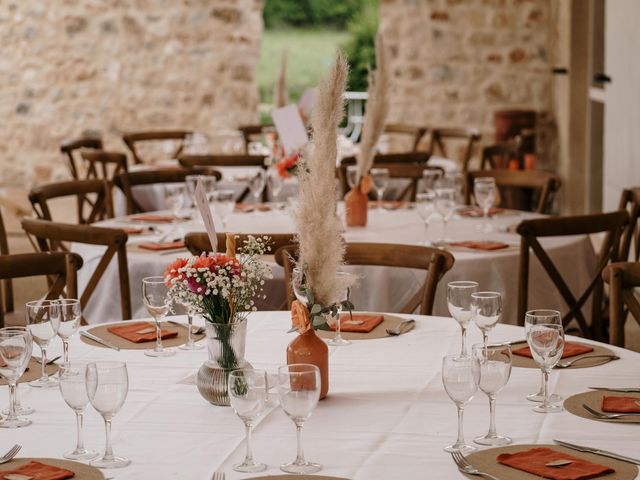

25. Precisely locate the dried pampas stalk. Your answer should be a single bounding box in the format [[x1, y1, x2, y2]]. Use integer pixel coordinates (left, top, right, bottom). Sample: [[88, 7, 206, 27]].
[[294, 51, 353, 307], [356, 32, 390, 183], [273, 50, 289, 108]]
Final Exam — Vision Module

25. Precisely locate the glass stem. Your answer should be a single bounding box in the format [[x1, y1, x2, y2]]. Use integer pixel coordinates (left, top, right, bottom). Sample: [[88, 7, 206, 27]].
[[483, 331, 489, 355], [460, 325, 467, 356], [335, 315, 342, 340], [7, 383, 17, 420], [103, 417, 115, 461], [244, 423, 254, 463], [63, 340, 70, 368], [40, 346, 48, 380], [484, 207, 489, 232], [75, 411, 85, 451], [295, 422, 305, 464], [186, 314, 194, 346], [443, 218, 448, 243], [378, 189, 383, 209], [456, 405, 465, 446], [542, 368, 550, 408], [536, 371, 545, 396], [155, 318, 163, 352], [488, 395, 497, 437]]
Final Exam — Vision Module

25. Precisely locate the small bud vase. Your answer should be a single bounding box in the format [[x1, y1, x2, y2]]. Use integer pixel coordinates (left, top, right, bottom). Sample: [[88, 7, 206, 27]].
[[286, 328, 329, 399], [345, 185, 368, 227]]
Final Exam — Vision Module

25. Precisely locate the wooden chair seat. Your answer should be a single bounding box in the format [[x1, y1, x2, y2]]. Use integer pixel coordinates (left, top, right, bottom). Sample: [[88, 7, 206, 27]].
[[602, 261, 640, 347], [122, 130, 192, 164]]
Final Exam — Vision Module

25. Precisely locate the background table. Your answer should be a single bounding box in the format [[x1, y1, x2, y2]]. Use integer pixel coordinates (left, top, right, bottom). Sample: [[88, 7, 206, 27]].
[[6, 312, 639, 479]]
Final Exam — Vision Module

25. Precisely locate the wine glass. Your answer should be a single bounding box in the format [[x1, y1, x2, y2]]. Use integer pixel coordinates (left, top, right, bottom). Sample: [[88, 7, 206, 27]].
[[527, 322, 564, 413], [346, 165, 359, 190], [228, 369, 268, 473], [474, 177, 496, 233], [1, 327, 33, 417], [471, 343, 512, 446], [0, 328, 32, 428], [59, 364, 98, 460], [26, 299, 60, 388], [178, 303, 203, 351], [442, 355, 479, 453], [443, 172, 465, 205], [326, 272, 354, 347], [164, 184, 187, 220], [57, 299, 81, 371], [248, 169, 266, 204], [186, 174, 218, 208], [267, 168, 284, 207], [435, 188, 456, 245], [278, 364, 322, 474], [213, 189, 236, 229], [447, 281, 479, 356], [86, 362, 130, 468], [471, 292, 502, 349], [422, 169, 442, 193], [370, 168, 390, 210], [415, 192, 435, 243], [142, 276, 175, 358], [525, 309, 563, 404]]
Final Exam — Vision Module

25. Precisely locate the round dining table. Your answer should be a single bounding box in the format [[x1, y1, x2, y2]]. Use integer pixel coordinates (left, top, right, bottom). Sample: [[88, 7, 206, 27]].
[[5, 312, 639, 479]]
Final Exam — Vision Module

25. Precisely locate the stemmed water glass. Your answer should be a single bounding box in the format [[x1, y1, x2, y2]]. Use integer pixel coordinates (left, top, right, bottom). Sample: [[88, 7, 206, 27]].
[[214, 189, 236, 229], [0, 327, 32, 428], [278, 364, 322, 474], [26, 299, 60, 388], [186, 174, 218, 210], [447, 281, 479, 356], [370, 167, 390, 210], [422, 169, 442, 193], [471, 292, 503, 349], [142, 276, 175, 358], [59, 364, 98, 460], [435, 188, 456, 245], [326, 272, 354, 347], [248, 169, 266, 205], [471, 343, 512, 446], [527, 318, 565, 413], [442, 355, 479, 453], [474, 177, 497, 233], [267, 168, 284, 207], [415, 192, 435, 244], [57, 299, 81, 370], [178, 303, 203, 351], [86, 361, 130, 468], [228, 369, 268, 473], [525, 309, 563, 404], [1, 327, 33, 417], [164, 184, 188, 220]]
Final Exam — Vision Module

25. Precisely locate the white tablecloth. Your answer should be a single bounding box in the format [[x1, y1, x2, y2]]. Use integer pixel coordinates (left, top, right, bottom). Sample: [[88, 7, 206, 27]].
[[7, 313, 640, 479]]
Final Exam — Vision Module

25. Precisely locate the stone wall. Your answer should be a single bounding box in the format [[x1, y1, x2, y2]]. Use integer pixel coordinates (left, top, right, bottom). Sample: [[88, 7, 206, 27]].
[[0, 0, 263, 185]]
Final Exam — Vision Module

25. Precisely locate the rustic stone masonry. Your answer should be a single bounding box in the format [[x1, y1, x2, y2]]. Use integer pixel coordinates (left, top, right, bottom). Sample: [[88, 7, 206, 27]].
[[0, 0, 263, 185]]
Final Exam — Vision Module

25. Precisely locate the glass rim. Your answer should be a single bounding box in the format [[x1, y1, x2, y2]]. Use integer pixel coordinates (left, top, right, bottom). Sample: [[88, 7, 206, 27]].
[[25, 299, 58, 307], [278, 363, 320, 375], [525, 309, 561, 317], [142, 276, 166, 284], [0, 328, 30, 337], [56, 298, 80, 305], [447, 280, 479, 288], [471, 291, 502, 298]]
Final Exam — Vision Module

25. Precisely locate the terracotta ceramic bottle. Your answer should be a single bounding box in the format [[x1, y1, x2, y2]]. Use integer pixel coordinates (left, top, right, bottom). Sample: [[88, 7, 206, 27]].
[[286, 329, 329, 399], [345, 185, 367, 227]]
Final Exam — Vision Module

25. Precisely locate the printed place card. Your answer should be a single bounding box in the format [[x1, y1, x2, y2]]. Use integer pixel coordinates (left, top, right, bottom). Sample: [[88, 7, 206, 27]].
[[194, 178, 217, 252], [272, 104, 308, 154]]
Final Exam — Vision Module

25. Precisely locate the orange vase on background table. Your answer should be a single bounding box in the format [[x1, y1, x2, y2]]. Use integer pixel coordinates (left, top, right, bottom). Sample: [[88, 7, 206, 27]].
[[345, 185, 368, 227]]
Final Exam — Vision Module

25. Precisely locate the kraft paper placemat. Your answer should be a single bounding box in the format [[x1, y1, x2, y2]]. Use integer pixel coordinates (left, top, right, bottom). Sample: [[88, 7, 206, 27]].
[[0, 458, 105, 479], [80, 321, 205, 350], [510, 341, 616, 369], [463, 444, 637, 480], [564, 390, 640, 424], [316, 313, 410, 341], [1, 358, 59, 386]]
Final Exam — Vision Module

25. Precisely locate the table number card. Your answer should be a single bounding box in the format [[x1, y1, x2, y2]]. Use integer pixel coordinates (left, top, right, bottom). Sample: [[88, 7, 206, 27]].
[[272, 104, 308, 154], [194, 179, 217, 252], [297, 87, 317, 120]]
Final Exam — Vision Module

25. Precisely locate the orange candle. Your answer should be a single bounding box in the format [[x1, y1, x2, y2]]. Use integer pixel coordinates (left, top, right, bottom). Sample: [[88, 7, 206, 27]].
[[524, 154, 536, 171]]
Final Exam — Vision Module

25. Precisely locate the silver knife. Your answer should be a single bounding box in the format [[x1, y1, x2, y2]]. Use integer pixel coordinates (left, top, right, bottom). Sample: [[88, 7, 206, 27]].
[[553, 439, 640, 465], [80, 331, 121, 351], [506, 339, 527, 345], [589, 387, 640, 393]]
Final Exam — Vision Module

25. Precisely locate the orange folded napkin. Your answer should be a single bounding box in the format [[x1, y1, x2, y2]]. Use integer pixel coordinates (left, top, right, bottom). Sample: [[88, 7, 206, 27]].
[[130, 214, 175, 223], [0, 460, 75, 480], [107, 322, 178, 343], [234, 203, 272, 213], [449, 241, 509, 250], [512, 342, 594, 359], [334, 313, 384, 333], [137, 240, 185, 251], [457, 206, 505, 218], [497, 447, 614, 480], [602, 395, 640, 413]]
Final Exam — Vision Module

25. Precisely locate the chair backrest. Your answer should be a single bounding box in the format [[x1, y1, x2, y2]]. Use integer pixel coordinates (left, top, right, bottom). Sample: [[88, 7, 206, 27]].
[[618, 187, 640, 261], [22, 218, 131, 321], [60, 136, 103, 179], [602, 261, 640, 347], [122, 130, 192, 164], [274, 242, 455, 315], [0, 252, 83, 327], [185, 232, 296, 256], [29, 179, 113, 224], [480, 143, 520, 170], [383, 124, 428, 152], [237, 125, 274, 153], [428, 127, 481, 171], [465, 169, 561, 214], [81, 150, 129, 181], [516, 210, 629, 340], [113, 168, 221, 215]]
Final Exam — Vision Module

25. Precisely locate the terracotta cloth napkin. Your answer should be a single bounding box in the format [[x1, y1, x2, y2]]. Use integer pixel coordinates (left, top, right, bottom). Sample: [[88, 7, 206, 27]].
[[449, 241, 510, 250], [129, 214, 175, 223], [333, 314, 384, 333], [497, 447, 614, 480], [0, 460, 75, 480], [457, 206, 505, 218], [234, 204, 272, 213], [107, 322, 178, 343], [602, 395, 640, 413], [137, 240, 185, 251], [513, 342, 594, 359]]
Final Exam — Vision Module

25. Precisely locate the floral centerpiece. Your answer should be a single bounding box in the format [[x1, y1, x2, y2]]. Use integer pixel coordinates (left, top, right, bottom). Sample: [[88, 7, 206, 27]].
[[276, 151, 301, 178]]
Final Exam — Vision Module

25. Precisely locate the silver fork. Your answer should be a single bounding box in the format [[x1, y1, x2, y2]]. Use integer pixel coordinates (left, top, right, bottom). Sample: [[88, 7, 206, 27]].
[[556, 355, 620, 368], [582, 403, 640, 419], [451, 451, 500, 480], [211, 472, 225, 480], [0, 444, 21, 464]]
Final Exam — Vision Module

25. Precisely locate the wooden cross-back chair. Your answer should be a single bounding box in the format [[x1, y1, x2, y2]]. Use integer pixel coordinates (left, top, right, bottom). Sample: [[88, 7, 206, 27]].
[[618, 187, 640, 261], [237, 124, 274, 153], [29, 179, 113, 225], [113, 167, 222, 215], [465, 169, 561, 214], [0, 252, 83, 328], [60, 136, 103, 180], [383, 124, 428, 152], [22, 218, 132, 321], [480, 143, 520, 170], [122, 130, 192, 164], [81, 150, 129, 182], [516, 210, 629, 340], [602, 262, 640, 347], [185, 232, 296, 256], [428, 127, 481, 172], [274, 242, 455, 315]]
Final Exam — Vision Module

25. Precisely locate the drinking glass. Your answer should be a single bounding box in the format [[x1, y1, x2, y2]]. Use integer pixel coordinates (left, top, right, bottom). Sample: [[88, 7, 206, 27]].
[[527, 322, 564, 413], [142, 276, 175, 358], [474, 177, 497, 233], [228, 369, 268, 473], [415, 192, 435, 243], [346, 165, 359, 190], [0, 328, 32, 428], [26, 299, 60, 388], [213, 189, 236, 229], [471, 292, 502, 349], [164, 184, 187, 219], [186, 174, 217, 207], [447, 281, 479, 356], [370, 167, 390, 210], [422, 169, 442, 193], [86, 362, 130, 468], [326, 272, 354, 347], [471, 343, 512, 446], [442, 355, 479, 453], [59, 365, 98, 460], [0, 327, 33, 417], [178, 304, 203, 351], [57, 299, 81, 371], [267, 168, 284, 206], [248, 169, 266, 203], [435, 188, 456, 245], [525, 309, 563, 404], [444, 172, 465, 205], [277, 364, 322, 474]]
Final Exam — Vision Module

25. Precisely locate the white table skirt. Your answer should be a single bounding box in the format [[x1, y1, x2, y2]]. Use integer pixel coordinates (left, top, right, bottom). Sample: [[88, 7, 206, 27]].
[[6, 312, 639, 479]]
